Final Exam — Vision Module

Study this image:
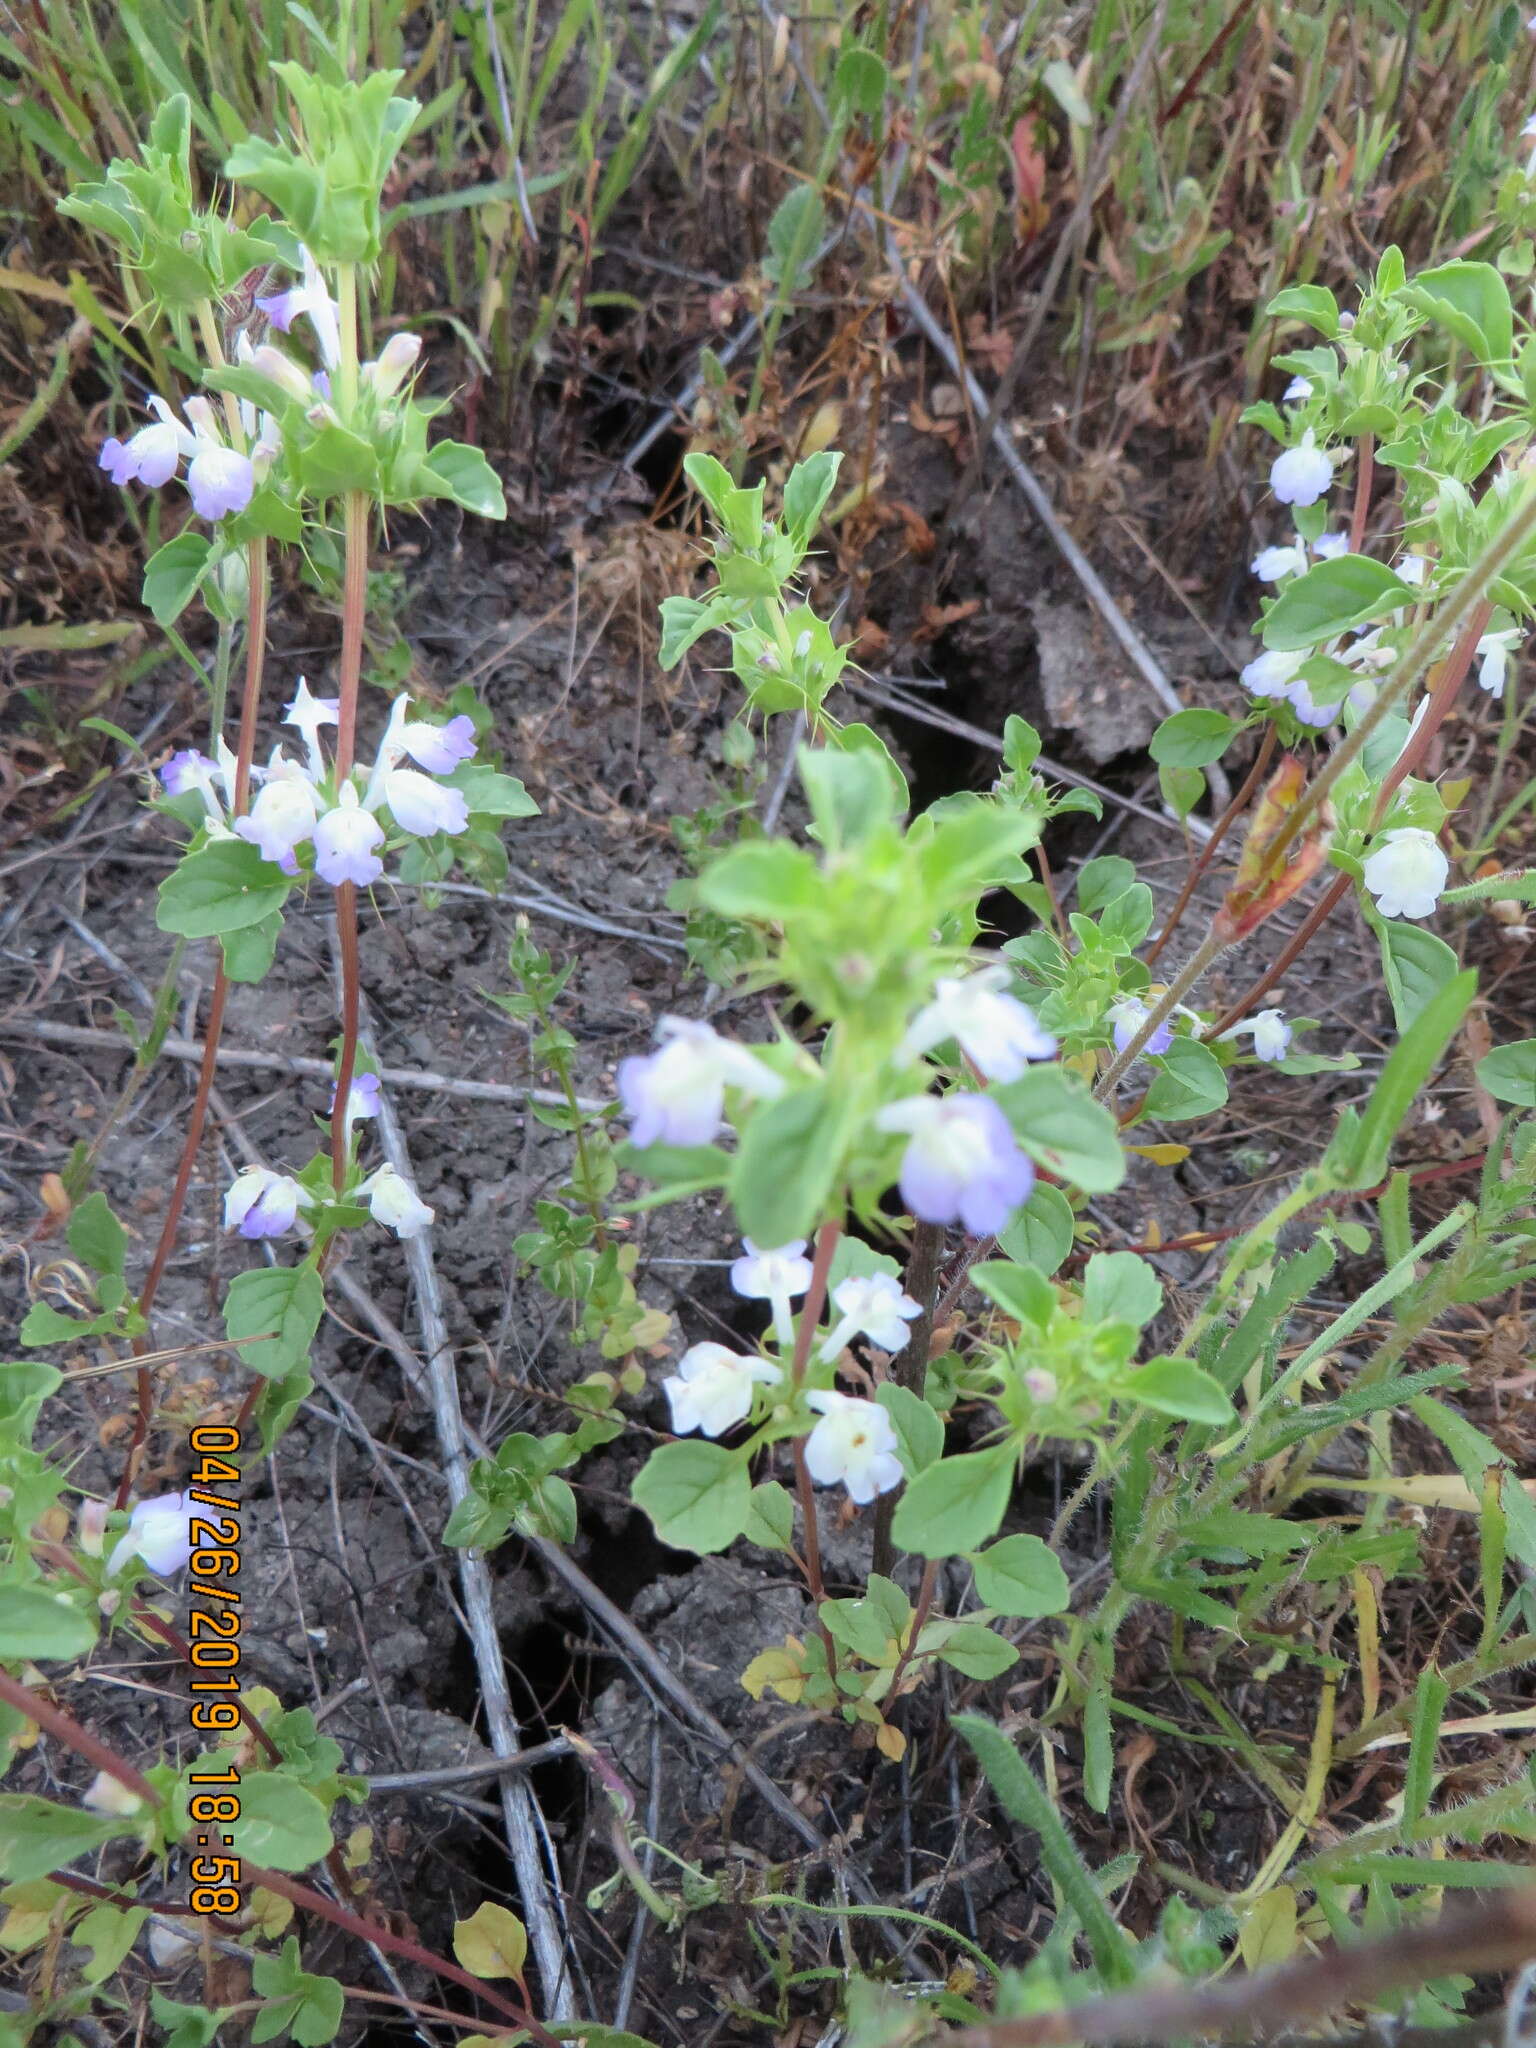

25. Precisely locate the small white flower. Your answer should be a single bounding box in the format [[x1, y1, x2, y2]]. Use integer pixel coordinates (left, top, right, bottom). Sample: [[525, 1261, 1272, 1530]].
[[820, 1273, 923, 1360], [662, 1343, 780, 1438], [107, 1493, 194, 1578], [1283, 375, 1313, 401], [83, 1771, 144, 1816], [1396, 553, 1428, 587], [1251, 540, 1308, 582], [313, 784, 386, 888], [282, 676, 340, 777], [1312, 532, 1349, 559], [1361, 827, 1449, 920], [1271, 431, 1333, 507], [899, 963, 1056, 1081], [875, 1093, 1034, 1236], [1241, 647, 1305, 700], [803, 1390, 904, 1505], [1221, 1008, 1293, 1062], [257, 245, 341, 369], [731, 1238, 815, 1349], [1476, 628, 1521, 700], [618, 1018, 783, 1149], [360, 1166, 434, 1238]]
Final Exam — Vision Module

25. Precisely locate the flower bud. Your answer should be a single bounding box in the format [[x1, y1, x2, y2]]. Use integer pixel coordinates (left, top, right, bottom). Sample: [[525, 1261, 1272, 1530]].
[[367, 332, 423, 398], [78, 1500, 108, 1556], [249, 343, 316, 405], [84, 1771, 143, 1816]]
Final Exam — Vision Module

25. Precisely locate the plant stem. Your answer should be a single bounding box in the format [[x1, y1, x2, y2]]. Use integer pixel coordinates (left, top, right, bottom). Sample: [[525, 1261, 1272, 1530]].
[[1093, 923, 1229, 1100], [1146, 725, 1276, 969], [871, 1218, 944, 1578], [790, 1220, 842, 1671], [885, 1556, 940, 1707], [329, 488, 370, 1192]]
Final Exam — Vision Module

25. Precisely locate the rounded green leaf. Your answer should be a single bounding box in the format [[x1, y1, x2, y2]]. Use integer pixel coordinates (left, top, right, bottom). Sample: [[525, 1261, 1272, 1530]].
[[1476, 1038, 1536, 1108], [876, 1383, 943, 1475], [1261, 557, 1418, 654], [1128, 1357, 1234, 1424], [890, 1448, 1014, 1558], [997, 1184, 1076, 1277], [969, 1534, 1070, 1618], [1150, 708, 1240, 768], [632, 1441, 751, 1554], [0, 1584, 98, 1662], [226, 1773, 333, 1872]]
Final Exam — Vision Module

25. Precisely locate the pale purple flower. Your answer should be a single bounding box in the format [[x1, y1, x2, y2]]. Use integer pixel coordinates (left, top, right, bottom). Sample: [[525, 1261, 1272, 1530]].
[[1361, 827, 1449, 920], [313, 788, 385, 887], [233, 764, 319, 865], [107, 1492, 195, 1578], [257, 246, 341, 369], [373, 766, 468, 837], [160, 749, 217, 798], [1285, 678, 1342, 729], [360, 1166, 434, 1238], [333, 1071, 382, 1123], [803, 1391, 904, 1504], [1241, 647, 1306, 700], [100, 399, 188, 488], [875, 1093, 1034, 1237], [185, 442, 254, 521], [1283, 375, 1313, 402], [732, 1237, 815, 1350], [820, 1272, 922, 1360], [1108, 996, 1173, 1058], [224, 1167, 305, 1239], [617, 1017, 783, 1149], [1271, 432, 1333, 507], [662, 1342, 781, 1438], [899, 964, 1056, 1081], [1312, 532, 1349, 559], [402, 714, 477, 774]]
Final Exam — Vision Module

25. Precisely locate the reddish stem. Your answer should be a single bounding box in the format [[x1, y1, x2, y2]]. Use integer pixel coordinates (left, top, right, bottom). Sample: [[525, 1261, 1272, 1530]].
[[118, 543, 271, 1507], [1146, 725, 1278, 969], [885, 1556, 939, 1707], [1349, 435, 1375, 555], [329, 491, 370, 1192], [0, 1668, 156, 1804], [790, 1220, 843, 1674]]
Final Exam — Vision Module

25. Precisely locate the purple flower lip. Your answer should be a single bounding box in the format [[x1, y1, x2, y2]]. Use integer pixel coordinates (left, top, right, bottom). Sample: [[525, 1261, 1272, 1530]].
[[878, 1092, 1035, 1238], [313, 801, 386, 887]]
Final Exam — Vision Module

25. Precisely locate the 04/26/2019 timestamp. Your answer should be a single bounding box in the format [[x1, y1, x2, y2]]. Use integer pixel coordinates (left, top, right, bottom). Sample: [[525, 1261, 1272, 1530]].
[[183, 1424, 244, 1917]]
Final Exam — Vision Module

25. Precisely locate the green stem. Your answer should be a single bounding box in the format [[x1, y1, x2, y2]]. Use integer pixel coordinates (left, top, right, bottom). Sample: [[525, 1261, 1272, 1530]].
[[1093, 923, 1228, 1100]]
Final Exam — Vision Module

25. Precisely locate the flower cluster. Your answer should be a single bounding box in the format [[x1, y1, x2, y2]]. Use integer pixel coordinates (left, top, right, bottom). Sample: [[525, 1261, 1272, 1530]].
[[163, 679, 477, 886], [659, 1241, 919, 1504], [222, 1075, 434, 1243]]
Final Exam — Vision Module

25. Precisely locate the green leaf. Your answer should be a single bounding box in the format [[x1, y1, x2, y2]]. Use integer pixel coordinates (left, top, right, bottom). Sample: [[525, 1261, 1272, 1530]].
[[1082, 1251, 1163, 1330], [951, 1715, 1137, 1985], [443, 763, 539, 818], [223, 1266, 325, 1379], [0, 1795, 125, 1880], [696, 840, 821, 920], [143, 532, 211, 625], [992, 1067, 1125, 1192], [996, 1183, 1076, 1277], [799, 743, 901, 849], [890, 1447, 1014, 1558], [782, 449, 842, 548], [1128, 1357, 1234, 1424], [1328, 969, 1476, 1187], [75, 1901, 149, 1986], [1476, 1037, 1536, 1107], [157, 840, 291, 939], [658, 591, 739, 666], [924, 1619, 1018, 1680], [19, 1302, 110, 1347], [420, 440, 505, 518], [1266, 283, 1339, 335], [744, 1480, 795, 1551], [763, 183, 826, 291], [221, 911, 282, 984], [681, 452, 736, 523], [1403, 260, 1513, 364], [1261, 557, 1418, 653], [0, 1583, 98, 1661], [66, 1192, 126, 1278], [151, 1994, 236, 2048], [631, 1441, 751, 1554], [969, 1534, 1070, 1618], [1144, 1036, 1229, 1122], [972, 1259, 1056, 1329], [832, 46, 887, 115], [730, 1082, 848, 1246], [226, 1773, 333, 1872], [251, 1937, 345, 2045], [1380, 923, 1460, 1033], [1150, 708, 1240, 767], [876, 1384, 943, 1475]]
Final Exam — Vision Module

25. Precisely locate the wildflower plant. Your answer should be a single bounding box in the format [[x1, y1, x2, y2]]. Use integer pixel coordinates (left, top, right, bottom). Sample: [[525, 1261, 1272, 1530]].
[[11, 50, 1536, 2048]]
